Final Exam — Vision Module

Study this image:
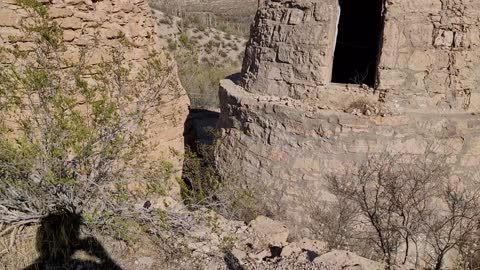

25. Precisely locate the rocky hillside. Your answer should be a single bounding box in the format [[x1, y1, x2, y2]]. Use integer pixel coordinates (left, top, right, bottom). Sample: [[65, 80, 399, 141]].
[[153, 9, 247, 67]]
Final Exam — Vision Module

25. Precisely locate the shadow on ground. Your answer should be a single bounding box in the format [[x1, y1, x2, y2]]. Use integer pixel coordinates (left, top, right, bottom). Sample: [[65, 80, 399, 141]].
[[23, 212, 122, 270]]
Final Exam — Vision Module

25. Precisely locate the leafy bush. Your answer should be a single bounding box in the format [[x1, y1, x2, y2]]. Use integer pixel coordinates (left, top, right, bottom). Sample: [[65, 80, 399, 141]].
[[180, 145, 220, 205], [167, 39, 178, 51], [219, 50, 228, 58]]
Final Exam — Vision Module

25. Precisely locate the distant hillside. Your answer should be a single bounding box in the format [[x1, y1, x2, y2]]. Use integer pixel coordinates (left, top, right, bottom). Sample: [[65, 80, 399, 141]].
[[151, 0, 257, 18], [150, 5, 249, 109]]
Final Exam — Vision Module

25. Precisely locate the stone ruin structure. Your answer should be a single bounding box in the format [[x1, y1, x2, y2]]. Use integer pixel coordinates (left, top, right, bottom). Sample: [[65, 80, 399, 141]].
[[0, 0, 189, 180], [216, 0, 480, 229]]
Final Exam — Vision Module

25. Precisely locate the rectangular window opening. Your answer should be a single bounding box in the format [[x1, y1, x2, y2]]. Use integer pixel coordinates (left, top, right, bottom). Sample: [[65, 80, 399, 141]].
[[331, 0, 384, 87]]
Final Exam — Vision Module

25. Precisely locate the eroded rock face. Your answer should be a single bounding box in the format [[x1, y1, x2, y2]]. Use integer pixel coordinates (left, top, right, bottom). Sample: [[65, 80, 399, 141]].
[[0, 0, 190, 180], [216, 0, 480, 232]]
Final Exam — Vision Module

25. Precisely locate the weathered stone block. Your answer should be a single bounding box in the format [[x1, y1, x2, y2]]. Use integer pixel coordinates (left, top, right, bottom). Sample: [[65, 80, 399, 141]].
[[288, 9, 304, 25], [434, 29, 455, 48], [0, 9, 20, 27], [58, 17, 82, 29], [405, 23, 434, 48], [48, 7, 73, 18], [408, 50, 433, 71], [377, 70, 407, 89], [217, 79, 480, 229]]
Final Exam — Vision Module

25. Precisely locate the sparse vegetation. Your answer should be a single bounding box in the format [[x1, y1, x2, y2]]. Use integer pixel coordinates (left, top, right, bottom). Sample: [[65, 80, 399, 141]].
[[179, 32, 194, 50], [152, 1, 247, 109], [175, 49, 238, 109], [314, 150, 480, 269], [150, 1, 252, 38], [180, 129, 266, 223], [346, 99, 379, 116]]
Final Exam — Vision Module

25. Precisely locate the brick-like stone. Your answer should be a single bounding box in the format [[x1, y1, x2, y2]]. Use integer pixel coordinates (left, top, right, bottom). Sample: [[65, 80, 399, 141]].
[[48, 7, 73, 18], [288, 9, 303, 25], [58, 17, 82, 30], [0, 9, 20, 27]]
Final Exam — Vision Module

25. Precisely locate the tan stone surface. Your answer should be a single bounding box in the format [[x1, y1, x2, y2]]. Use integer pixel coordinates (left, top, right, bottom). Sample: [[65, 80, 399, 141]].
[[216, 1, 480, 230], [314, 250, 384, 270], [249, 215, 290, 247]]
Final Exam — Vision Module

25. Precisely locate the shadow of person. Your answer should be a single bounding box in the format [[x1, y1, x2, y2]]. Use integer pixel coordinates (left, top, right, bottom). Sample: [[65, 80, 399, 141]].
[[23, 212, 122, 270]]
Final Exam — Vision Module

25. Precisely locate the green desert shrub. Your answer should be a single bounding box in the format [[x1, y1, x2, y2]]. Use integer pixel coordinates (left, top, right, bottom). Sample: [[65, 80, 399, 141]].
[[167, 39, 178, 51], [179, 32, 194, 50], [0, 0, 177, 233], [180, 145, 221, 206]]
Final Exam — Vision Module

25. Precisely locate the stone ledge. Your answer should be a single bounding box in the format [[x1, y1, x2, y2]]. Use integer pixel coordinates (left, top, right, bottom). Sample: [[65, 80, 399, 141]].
[[220, 79, 480, 118]]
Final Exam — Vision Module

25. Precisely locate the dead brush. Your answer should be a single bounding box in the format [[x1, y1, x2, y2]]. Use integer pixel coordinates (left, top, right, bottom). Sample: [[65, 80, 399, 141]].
[[345, 99, 378, 116]]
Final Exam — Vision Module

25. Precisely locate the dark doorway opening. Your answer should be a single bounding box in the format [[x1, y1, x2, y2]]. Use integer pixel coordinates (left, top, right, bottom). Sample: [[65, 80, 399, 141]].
[[331, 0, 384, 87]]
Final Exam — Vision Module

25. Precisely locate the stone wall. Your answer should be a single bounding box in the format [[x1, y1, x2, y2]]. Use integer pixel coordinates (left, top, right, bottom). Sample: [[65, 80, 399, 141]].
[[0, 0, 190, 176], [378, 0, 480, 111], [242, 0, 338, 97], [241, 0, 480, 111], [216, 79, 480, 231]]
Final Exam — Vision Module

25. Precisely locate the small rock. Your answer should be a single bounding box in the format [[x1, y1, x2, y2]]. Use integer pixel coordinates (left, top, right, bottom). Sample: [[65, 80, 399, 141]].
[[134, 257, 154, 269], [299, 238, 327, 254], [190, 226, 211, 239], [281, 242, 302, 257], [231, 248, 247, 261], [250, 249, 271, 261], [151, 196, 182, 211], [249, 216, 289, 247], [188, 241, 218, 254]]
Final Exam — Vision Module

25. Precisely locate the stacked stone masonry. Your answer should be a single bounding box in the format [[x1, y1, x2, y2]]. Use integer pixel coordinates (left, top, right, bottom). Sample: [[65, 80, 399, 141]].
[[241, 0, 480, 111], [217, 0, 480, 230], [0, 0, 190, 176]]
